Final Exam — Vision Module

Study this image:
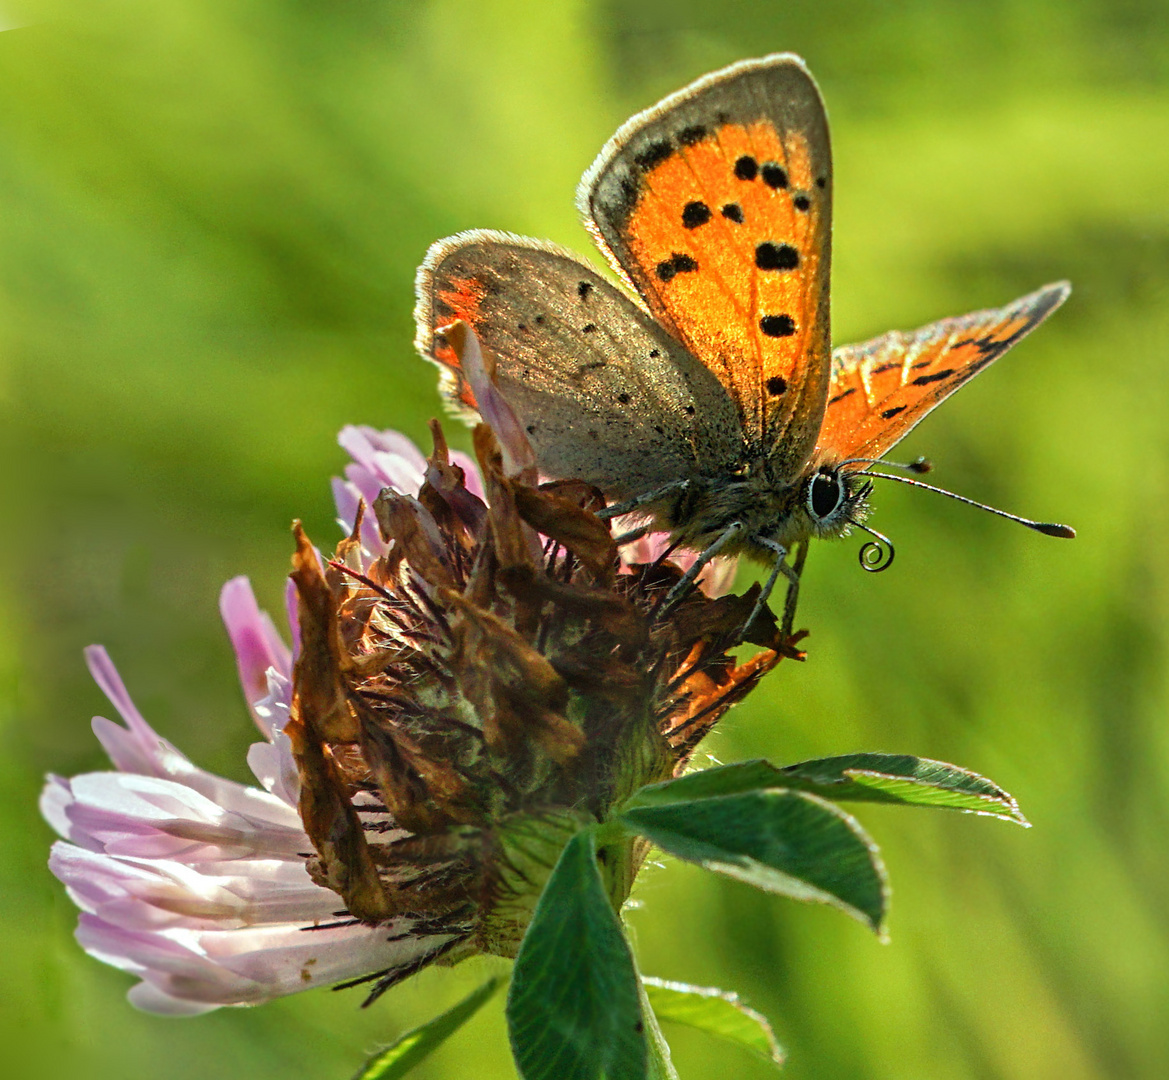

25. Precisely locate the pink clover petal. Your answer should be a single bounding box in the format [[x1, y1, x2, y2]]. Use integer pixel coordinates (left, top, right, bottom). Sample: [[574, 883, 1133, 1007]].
[[199, 921, 452, 997], [49, 430, 497, 1014], [366, 428, 431, 461], [85, 646, 183, 776], [246, 732, 299, 809], [449, 450, 485, 499], [76, 912, 453, 1010], [39, 774, 76, 841], [338, 425, 427, 494], [614, 521, 738, 599], [697, 553, 739, 598], [251, 669, 291, 741], [56, 772, 306, 861], [51, 845, 343, 931], [341, 462, 386, 507], [75, 915, 259, 997], [284, 576, 301, 660], [334, 427, 486, 554], [449, 323, 536, 480], [88, 701, 305, 826], [90, 713, 193, 780], [331, 476, 388, 558], [372, 450, 426, 492], [128, 982, 220, 1016], [218, 578, 292, 733], [331, 475, 362, 531]]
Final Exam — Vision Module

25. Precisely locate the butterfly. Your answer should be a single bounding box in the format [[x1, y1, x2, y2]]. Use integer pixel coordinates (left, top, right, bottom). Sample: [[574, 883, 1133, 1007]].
[[413, 53, 1072, 633]]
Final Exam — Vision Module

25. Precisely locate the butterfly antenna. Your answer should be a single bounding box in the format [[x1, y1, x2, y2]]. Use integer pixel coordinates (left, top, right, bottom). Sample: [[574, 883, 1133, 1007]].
[[860, 471, 1076, 538], [840, 455, 933, 474], [849, 519, 896, 572]]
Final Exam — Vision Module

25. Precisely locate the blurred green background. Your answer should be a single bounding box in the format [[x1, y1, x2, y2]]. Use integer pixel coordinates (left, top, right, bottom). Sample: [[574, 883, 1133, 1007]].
[[2, 1, 1167, 1077]]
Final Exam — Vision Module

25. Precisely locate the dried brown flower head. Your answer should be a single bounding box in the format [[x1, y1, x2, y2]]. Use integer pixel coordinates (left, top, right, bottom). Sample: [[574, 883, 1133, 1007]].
[[286, 402, 793, 998]]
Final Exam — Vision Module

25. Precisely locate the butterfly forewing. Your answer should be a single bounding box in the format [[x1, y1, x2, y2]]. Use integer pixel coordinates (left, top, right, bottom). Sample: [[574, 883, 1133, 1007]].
[[414, 231, 745, 499], [580, 54, 833, 476], [820, 282, 1071, 463]]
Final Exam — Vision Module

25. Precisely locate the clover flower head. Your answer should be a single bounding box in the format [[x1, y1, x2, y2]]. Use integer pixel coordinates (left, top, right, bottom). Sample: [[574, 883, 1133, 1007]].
[[42, 326, 780, 1014]]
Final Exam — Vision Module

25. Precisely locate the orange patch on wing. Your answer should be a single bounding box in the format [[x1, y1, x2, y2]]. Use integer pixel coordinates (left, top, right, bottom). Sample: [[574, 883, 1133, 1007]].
[[432, 275, 489, 411], [617, 120, 829, 446], [819, 290, 1066, 463]]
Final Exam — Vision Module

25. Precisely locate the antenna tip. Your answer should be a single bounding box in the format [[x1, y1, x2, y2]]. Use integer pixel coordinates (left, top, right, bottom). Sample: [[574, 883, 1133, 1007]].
[[909, 457, 933, 474], [1034, 522, 1076, 539]]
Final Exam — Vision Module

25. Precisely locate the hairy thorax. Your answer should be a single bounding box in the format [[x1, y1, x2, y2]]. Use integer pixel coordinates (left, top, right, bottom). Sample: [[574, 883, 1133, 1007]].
[[643, 455, 869, 561]]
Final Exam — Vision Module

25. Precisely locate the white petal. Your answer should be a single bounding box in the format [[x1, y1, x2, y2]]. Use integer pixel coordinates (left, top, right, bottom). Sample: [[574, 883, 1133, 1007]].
[[63, 772, 305, 860], [128, 982, 221, 1015], [78, 911, 456, 1010], [40, 775, 79, 843], [52, 844, 340, 930]]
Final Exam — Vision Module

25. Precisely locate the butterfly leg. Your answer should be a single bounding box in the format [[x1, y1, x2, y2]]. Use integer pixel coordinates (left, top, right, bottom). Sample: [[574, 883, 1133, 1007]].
[[652, 521, 745, 621], [612, 523, 650, 547], [780, 540, 809, 640], [596, 479, 691, 521], [749, 537, 808, 642]]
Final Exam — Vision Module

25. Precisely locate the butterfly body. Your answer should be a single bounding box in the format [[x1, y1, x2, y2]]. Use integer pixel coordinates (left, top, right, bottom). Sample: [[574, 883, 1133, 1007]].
[[415, 54, 1070, 607]]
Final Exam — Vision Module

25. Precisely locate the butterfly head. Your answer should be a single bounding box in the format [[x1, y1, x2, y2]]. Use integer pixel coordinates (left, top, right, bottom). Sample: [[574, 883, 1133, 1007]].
[[802, 462, 872, 539]]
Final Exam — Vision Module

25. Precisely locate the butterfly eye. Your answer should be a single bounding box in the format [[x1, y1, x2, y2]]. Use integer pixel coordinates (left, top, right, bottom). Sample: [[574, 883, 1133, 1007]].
[[807, 470, 845, 521]]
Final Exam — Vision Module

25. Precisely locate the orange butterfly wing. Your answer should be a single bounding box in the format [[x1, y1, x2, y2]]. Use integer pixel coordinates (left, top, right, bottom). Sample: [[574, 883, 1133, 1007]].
[[580, 54, 833, 477], [819, 282, 1071, 464]]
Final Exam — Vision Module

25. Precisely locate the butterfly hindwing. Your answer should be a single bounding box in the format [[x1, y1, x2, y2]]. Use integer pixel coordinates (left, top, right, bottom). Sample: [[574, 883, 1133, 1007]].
[[414, 231, 745, 499], [579, 54, 833, 476], [819, 282, 1071, 463]]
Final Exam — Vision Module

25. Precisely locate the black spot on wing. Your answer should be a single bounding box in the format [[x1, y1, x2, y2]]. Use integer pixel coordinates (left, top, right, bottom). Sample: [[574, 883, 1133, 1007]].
[[721, 203, 744, 223], [829, 387, 857, 404], [755, 242, 799, 271], [793, 194, 810, 212], [760, 314, 796, 337], [881, 405, 907, 419], [681, 201, 712, 229], [577, 281, 592, 299], [734, 155, 758, 181], [677, 124, 707, 146], [655, 253, 699, 283], [761, 163, 788, 189], [912, 368, 956, 386], [613, 176, 639, 217], [766, 376, 787, 395], [635, 139, 673, 171]]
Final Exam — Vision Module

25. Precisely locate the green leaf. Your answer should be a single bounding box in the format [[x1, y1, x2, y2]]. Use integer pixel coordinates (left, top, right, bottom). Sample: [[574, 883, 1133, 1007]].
[[625, 755, 1026, 825], [623, 762, 784, 809], [779, 754, 1028, 824], [619, 790, 888, 932], [352, 975, 504, 1080], [507, 829, 647, 1080], [642, 977, 784, 1067], [638, 980, 680, 1080]]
